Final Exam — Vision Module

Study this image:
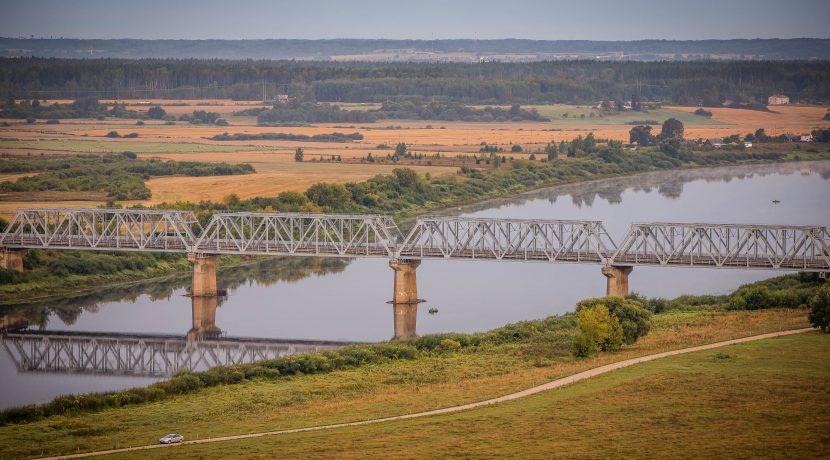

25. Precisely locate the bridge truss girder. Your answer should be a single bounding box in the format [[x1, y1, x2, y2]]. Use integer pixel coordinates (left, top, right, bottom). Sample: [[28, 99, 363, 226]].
[[396, 216, 615, 263], [610, 223, 830, 272], [0, 208, 199, 253], [193, 212, 401, 258]]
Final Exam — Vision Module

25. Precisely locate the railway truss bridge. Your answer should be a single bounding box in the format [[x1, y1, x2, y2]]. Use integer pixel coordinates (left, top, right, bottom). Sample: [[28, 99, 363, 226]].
[[1, 208, 828, 312]]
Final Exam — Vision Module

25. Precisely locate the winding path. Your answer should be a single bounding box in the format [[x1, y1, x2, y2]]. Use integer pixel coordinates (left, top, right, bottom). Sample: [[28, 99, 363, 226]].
[[40, 327, 815, 460]]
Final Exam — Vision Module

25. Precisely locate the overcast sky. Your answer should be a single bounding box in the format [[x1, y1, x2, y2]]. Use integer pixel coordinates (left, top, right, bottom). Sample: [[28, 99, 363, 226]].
[[2, 0, 829, 41]]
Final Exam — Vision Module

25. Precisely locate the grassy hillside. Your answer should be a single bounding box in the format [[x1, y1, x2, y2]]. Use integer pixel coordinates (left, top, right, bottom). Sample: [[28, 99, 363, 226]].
[[135, 332, 828, 459]]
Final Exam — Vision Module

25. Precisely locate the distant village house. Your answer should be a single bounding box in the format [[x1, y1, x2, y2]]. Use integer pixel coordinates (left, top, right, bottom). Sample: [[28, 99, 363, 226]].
[[768, 94, 790, 105]]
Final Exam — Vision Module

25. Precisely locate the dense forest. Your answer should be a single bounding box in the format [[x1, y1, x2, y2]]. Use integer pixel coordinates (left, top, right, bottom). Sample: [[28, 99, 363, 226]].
[[2, 58, 829, 105]]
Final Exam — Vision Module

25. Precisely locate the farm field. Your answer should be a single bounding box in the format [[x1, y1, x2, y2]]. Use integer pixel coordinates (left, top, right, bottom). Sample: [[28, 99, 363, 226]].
[[1, 100, 828, 217]]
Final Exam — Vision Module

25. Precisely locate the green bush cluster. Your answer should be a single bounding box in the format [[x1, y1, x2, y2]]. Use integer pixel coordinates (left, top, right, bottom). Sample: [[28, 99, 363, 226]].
[[572, 297, 652, 357], [808, 285, 830, 332], [211, 131, 363, 142], [0, 153, 254, 200]]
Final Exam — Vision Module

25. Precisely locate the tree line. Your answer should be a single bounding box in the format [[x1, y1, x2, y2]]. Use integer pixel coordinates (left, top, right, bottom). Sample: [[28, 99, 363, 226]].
[[2, 58, 829, 105]]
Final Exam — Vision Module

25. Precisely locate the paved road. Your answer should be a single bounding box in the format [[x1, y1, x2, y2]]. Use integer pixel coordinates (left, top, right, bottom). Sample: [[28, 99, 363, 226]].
[[39, 327, 816, 460]]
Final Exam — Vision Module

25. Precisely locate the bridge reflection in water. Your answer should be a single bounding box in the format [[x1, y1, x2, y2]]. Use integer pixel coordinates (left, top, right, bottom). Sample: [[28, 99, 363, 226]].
[[0, 296, 351, 378]]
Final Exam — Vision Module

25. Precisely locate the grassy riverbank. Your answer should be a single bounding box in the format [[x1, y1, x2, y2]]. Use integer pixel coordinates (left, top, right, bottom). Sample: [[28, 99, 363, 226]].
[[133, 332, 829, 459], [0, 274, 825, 459]]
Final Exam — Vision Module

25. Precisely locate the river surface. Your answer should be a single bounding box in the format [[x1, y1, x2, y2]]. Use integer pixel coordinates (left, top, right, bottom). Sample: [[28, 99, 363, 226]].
[[1, 160, 829, 409]]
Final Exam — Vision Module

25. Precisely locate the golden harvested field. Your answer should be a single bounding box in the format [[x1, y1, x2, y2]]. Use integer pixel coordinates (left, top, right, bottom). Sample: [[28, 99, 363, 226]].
[[1, 101, 828, 218], [138, 151, 457, 205]]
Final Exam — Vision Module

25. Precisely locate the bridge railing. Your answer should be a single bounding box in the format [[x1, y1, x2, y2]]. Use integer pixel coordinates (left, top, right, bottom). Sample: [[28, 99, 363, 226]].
[[192, 212, 401, 258], [0, 208, 200, 252], [610, 223, 830, 271], [396, 216, 616, 263]]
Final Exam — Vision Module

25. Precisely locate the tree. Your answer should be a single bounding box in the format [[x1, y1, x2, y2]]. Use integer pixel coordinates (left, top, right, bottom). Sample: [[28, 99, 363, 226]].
[[629, 125, 654, 146], [294, 147, 304, 162], [544, 143, 558, 160], [572, 304, 624, 357], [808, 285, 830, 332], [147, 106, 166, 119], [659, 118, 684, 140], [395, 142, 407, 157], [305, 183, 350, 210], [367, 152, 374, 163], [511, 144, 523, 152], [754, 128, 768, 142], [576, 297, 651, 344]]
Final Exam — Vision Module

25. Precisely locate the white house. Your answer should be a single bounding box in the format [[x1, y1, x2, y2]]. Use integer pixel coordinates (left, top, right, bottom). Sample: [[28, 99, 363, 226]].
[[768, 94, 790, 105], [800, 134, 813, 142]]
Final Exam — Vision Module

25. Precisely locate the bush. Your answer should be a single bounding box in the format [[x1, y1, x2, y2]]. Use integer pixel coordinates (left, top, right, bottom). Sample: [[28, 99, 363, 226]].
[[808, 285, 830, 332], [572, 333, 597, 358], [439, 338, 462, 350], [105, 131, 120, 138], [572, 304, 624, 357], [576, 297, 651, 344], [25, 117, 35, 124], [136, 120, 145, 125], [46, 119, 60, 124]]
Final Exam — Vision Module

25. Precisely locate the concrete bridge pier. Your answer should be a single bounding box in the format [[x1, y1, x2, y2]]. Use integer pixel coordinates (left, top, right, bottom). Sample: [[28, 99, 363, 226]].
[[602, 265, 633, 297], [187, 253, 219, 297], [389, 259, 422, 340], [0, 249, 27, 272], [392, 302, 419, 341], [187, 296, 221, 341]]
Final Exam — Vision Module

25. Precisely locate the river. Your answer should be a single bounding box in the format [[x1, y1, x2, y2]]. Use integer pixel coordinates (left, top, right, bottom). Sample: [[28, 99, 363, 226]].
[[1, 160, 829, 409]]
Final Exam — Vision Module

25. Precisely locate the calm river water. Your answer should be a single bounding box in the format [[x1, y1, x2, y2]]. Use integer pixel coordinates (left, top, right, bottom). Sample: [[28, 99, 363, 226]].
[[1, 160, 829, 409]]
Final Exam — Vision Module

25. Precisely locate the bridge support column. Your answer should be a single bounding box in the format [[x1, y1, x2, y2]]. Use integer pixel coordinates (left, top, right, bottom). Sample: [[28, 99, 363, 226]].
[[602, 265, 633, 298], [392, 302, 418, 341], [389, 259, 421, 304], [187, 253, 218, 297], [187, 296, 221, 341], [389, 259, 422, 341], [0, 249, 27, 272]]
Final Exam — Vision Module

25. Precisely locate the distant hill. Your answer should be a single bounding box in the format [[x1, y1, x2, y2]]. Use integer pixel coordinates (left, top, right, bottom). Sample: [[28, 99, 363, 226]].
[[2, 38, 830, 61]]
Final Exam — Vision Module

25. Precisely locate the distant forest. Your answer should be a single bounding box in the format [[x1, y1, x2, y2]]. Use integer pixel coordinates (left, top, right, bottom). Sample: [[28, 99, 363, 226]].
[[2, 58, 829, 105], [2, 38, 830, 60]]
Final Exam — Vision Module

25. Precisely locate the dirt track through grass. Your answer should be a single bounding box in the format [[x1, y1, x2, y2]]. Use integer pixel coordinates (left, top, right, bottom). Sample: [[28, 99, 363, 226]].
[[36, 327, 815, 460]]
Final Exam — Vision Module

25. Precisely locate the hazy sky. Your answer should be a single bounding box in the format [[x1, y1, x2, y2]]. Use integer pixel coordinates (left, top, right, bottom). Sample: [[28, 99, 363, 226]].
[[2, 0, 829, 41]]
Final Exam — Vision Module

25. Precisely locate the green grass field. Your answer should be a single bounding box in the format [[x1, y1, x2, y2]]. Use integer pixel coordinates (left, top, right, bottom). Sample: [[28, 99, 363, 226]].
[[0, 139, 265, 154], [0, 307, 811, 459], [522, 104, 725, 126], [122, 331, 828, 459]]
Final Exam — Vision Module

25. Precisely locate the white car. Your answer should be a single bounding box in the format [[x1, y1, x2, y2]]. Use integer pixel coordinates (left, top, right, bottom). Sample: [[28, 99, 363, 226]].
[[159, 434, 184, 444]]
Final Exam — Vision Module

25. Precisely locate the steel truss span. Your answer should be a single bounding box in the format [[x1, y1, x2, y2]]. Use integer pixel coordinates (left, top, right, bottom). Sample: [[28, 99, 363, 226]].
[[610, 223, 830, 271], [1, 333, 344, 377], [1, 208, 828, 272], [193, 212, 400, 258], [0, 208, 201, 252], [397, 216, 615, 263]]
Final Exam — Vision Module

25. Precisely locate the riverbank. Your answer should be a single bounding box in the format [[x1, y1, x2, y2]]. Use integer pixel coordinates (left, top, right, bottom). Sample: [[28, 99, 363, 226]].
[[113, 331, 827, 460], [3, 149, 829, 307], [0, 274, 826, 458]]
